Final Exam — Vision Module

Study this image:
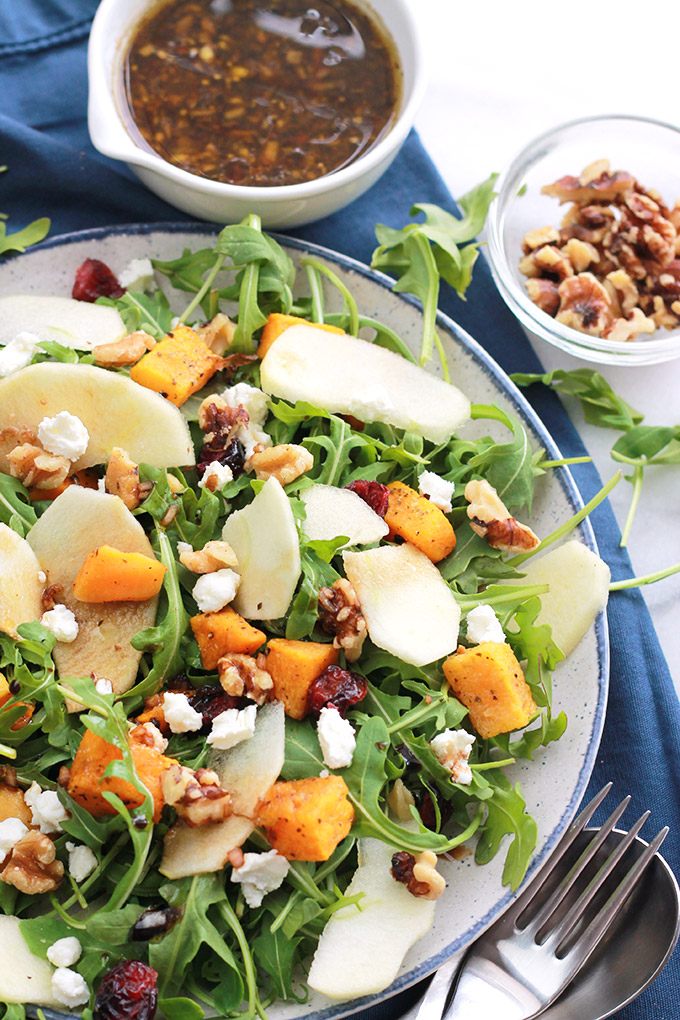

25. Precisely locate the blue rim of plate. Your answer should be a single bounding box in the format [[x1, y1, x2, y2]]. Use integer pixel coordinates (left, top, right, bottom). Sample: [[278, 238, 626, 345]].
[[7, 222, 609, 1020]]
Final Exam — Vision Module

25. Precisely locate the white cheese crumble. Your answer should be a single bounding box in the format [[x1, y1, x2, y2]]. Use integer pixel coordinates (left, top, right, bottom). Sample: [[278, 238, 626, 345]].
[[118, 257, 156, 292], [418, 470, 455, 514], [430, 729, 476, 786], [239, 423, 272, 461], [47, 937, 82, 968], [162, 692, 203, 733], [198, 460, 234, 491], [97, 477, 106, 492], [230, 849, 290, 907], [24, 782, 69, 834], [317, 706, 356, 769], [177, 541, 192, 556], [221, 382, 269, 427], [51, 967, 90, 1008], [192, 567, 240, 612], [0, 331, 40, 377], [65, 841, 98, 883], [348, 383, 395, 420], [38, 570, 47, 583], [207, 704, 257, 750], [0, 817, 28, 856], [37, 411, 89, 460], [94, 677, 113, 696], [41, 604, 79, 643], [466, 604, 506, 645]]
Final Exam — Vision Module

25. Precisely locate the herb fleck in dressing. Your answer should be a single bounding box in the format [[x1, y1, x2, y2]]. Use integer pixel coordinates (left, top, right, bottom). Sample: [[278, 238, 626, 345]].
[[122, 0, 401, 187]]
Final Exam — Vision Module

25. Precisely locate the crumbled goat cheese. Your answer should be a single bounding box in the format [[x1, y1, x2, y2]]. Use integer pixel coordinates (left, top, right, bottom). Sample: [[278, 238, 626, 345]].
[[230, 849, 290, 907], [94, 677, 113, 696], [317, 706, 356, 769], [177, 541, 192, 556], [207, 704, 257, 750], [466, 604, 506, 645], [51, 968, 90, 1008], [0, 817, 28, 856], [117, 257, 156, 292], [430, 729, 476, 786], [38, 570, 47, 583], [41, 604, 79, 643], [319, 769, 330, 778], [170, 316, 182, 329], [419, 470, 455, 514], [65, 841, 98, 883], [0, 331, 40, 377], [47, 937, 82, 968], [24, 782, 69, 834], [162, 692, 203, 733], [192, 567, 240, 612], [348, 384, 395, 420], [37, 411, 89, 460], [239, 423, 272, 461], [198, 461, 234, 490], [97, 477, 106, 492], [222, 383, 269, 427]]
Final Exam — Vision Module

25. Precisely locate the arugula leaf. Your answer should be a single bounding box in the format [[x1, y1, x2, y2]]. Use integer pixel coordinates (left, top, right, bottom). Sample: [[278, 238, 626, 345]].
[[97, 289, 174, 339], [251, 928, 304, 1001], [469, 405, 543, 512], [0, 216, 50, 258], [0, 474, 37, 537], [286, 543, 340, 640], [511, 367, 643, 431]]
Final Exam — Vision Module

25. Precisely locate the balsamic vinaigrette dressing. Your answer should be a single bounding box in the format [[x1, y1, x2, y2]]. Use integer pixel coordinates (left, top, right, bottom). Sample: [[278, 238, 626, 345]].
[[121, 0, 401, 187]]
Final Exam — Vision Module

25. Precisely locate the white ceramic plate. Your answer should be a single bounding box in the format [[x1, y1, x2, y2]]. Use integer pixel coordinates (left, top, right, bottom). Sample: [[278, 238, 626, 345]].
[[0, 225, 609, 1020]]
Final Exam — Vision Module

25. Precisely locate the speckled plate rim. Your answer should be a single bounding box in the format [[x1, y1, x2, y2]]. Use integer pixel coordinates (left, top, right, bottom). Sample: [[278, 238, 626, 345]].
[[4, 223, 609, 1020]]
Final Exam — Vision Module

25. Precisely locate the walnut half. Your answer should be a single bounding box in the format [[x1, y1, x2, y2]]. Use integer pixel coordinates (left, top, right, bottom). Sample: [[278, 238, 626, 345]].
[[465, 479, 539, 554], [318, 578, 367, 662], [0, 830, 64, 894], [161, 764, 233, 827], [217, 653, 273, 704], [246, 443, 314, 486], [390, 849, 445, 900]]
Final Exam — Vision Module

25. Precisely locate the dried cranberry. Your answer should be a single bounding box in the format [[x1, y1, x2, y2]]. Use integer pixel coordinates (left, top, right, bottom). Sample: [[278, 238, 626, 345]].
[[94, 960, 158, 1020], [396, 744, 422, 773], [188, 685, 239, 730], [307, 665, 367, 718], [197, 436, 246, 479], [345, 480, 390, 518], [131, 906, 181, 941], [391, 850, 416, 885], [417, 784, 453, 832], [73, 259, 125, 302]]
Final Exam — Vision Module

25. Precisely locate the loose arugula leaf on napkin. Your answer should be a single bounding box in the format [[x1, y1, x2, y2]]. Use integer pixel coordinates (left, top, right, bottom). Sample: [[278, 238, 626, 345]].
[[0, 168, 49, 257]]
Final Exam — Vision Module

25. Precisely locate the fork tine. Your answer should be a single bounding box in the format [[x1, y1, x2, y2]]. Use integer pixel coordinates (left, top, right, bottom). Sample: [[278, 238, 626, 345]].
[[557, 826, 669, 961], [542, 809, 650, 947], [507, 783, 613, 923]]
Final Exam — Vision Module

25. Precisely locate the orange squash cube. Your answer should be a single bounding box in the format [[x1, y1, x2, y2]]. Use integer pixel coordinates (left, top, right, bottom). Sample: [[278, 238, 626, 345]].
[[67, 729, 178, 822], [0, 784, 32, 825], [190, 608, 266, 670], [130, 324, 220, 406], [384, 481, 456, 563], [28, 469, 99, 503], [258, 313, 345, 360], [443, 642, 537, 739], [256, 776, 354, 860], [265, 639, 339, 719], [73, 545, 166, 602]]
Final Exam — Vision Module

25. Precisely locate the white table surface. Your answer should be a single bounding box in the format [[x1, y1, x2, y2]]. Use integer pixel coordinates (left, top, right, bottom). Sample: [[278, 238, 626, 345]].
[[415, 0, 680, 694]]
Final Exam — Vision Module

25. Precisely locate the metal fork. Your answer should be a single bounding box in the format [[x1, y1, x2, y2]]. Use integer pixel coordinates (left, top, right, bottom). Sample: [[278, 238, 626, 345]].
[[412, 783, 669, 1020]]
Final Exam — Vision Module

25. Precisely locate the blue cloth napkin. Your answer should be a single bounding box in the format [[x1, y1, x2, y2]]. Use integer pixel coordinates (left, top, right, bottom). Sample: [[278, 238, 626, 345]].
[[1, 3, 678, 1017]]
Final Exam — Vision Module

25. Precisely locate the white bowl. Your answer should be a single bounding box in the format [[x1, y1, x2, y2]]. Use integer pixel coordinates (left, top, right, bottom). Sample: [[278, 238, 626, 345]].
[[88, 0, 427, 229]]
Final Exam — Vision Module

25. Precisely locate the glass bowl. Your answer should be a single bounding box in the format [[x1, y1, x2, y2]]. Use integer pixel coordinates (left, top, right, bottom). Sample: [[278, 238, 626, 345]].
[[487, 115, 680, 366]]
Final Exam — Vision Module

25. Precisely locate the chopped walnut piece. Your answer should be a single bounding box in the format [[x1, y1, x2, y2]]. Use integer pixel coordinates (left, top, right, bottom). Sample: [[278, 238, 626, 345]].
[[520, 245, 573, 281], [179, 540, 238, 574], [526, 278, 560, 316], [93, 330, 155, 367], [129, 721, 168, 754], [167, 474, 185, 495], [561, 238, 599, 273], [556, 273, 613, 335], [41, 582, 63, 612], [105, 447, 141, 510], [605, 269, 639, 316], [0, 829, 64, 893], [602, 308, 656, 342], [217, 653, 273, 704], [521, 225, 560, 253], [246, 443, 314, 486], [195, 313, 236, 356], [542, 167, 635, 205], [560, 204, 617, 245], [579, 158, 611, 186], [317, 578, 367, 662], [622, 192, 677, 267], [160, 764, 233, 827], [652, 295, 679, 329], [198, 393, 230, 431], [8, 444, 70, 489], [465, 479, 539, 554], [391, 849, 445, 900]]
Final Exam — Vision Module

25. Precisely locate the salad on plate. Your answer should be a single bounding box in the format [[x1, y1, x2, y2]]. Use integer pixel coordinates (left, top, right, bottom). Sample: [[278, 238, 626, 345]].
[[0, 217, 611, 1019]]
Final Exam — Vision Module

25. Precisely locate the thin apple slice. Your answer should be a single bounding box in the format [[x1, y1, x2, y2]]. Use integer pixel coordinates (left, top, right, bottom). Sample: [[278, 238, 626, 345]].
[[27, 488, 158, 695], [260, 324, 470, 443], [0, 362, 194, 472], [343, 543, 460, 667], [0, 294, 125, 350], [510, 540, 610, 657], [308, 835, 436, 999], [160, 815, 255, 881], [0, 915, 59, 1006], [0, 524, 44, 639], [222, 477, 301, 620], [302, 484, 389, 547]]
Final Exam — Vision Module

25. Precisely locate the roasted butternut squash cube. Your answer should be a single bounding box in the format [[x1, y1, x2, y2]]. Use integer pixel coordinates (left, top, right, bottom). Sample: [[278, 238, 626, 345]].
[[67, 729, 178, 822], [258, 313, 344, 360], [191, 607, 266, 670], [256, 776, 354, 860], [385, 481, 456, 563], [130, 324, 220, 406], [265, 638, 339, 719], [28, 469, 99, 503], [443, 642, 537, 739], [73, 545, 166, 602], [0, 784, 32, 825]]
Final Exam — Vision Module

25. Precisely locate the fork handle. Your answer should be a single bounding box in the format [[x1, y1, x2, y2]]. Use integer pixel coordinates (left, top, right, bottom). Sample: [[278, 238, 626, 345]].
[[442, 954, 543, 1020]]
